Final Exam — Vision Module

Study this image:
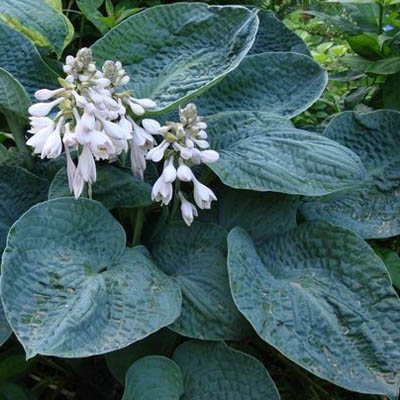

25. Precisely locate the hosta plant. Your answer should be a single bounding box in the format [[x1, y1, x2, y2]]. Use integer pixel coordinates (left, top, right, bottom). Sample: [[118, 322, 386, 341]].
[[0, 2, 399, 399]]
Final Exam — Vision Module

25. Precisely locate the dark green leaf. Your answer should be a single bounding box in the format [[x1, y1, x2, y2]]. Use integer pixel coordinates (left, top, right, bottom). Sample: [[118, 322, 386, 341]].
[[149, 222, 250, 340], [1, 198, 182, 358], [374, 247, 400, 289], [91, 4, 258, 114], [195, 53, 327, 117], [122, 356, 184, 400], [173, 341, 280, 400], [347, 33, 381, 59], [228, 223, 400, 399], [383, 72, 400, 110]]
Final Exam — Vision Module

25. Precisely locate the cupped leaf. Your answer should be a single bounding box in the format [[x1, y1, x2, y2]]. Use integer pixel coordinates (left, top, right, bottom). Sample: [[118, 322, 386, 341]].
[[249, 10, 310, 55], [1, 198, 181, 358], [0, 166, 48, 252], [149, 222, 250, 340], [301, 110, 400, 238], [0, 68, 30, 120], [0, 0, 74, 56], [228, 223, 400, 398], [195, 52, 327, 117], [91, 4, 259, 114], [173, 341, 280, 400], [0, 22, 59, 99], [49, 164, 152, 209], [0, 305, 11, 347], [122, 356, 184, 400], [106, 328, 179, 384], [208, 125, 366, 196]]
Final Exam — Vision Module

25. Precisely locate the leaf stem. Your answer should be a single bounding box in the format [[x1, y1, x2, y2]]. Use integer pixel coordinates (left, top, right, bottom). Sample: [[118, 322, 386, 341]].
[[6, 115, 33, 169], [168, 180, 181, 224], [132, 207, 144, 246], [378, 3, 384, 34]]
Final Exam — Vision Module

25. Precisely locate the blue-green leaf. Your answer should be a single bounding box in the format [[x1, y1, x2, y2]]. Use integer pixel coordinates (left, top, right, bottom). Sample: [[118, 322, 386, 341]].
[[173, 341, 280, 400], [91, 4, 259, 114], [149, 222, 250, 340], [1, 198, 182, 358], [0, 305, 11, 348], [228, 223, 400, 399], [301, 110, 400, 238], [195, 52, 327, 117], [122, 356, 184, 400]]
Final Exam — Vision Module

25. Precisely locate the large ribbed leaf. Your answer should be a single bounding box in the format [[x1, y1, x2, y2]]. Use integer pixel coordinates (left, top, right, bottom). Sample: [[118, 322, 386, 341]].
[[0, 0, 74, 56], [0, 166, 48, 252], [0, 22, 58, 99], [49, 164, 152, 209], [172, 341, 280, 400], [207, 123, 366, 196], [195, 52, 327, 117], [301, 110, 400, 238], [249, 10, 310, 55], [122, 356, 184, 400], [91, 4, 259, 114], [0, 68, 30, 120], [1, 198, 181, 358], [228, 223, 400, 399], [149, 222, 250, 340], [0, 304, 11, 347]]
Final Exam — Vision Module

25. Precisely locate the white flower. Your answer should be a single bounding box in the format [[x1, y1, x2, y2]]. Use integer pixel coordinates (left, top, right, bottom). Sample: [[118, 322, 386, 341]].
[[101, 119, 127, 140], [34, 88, 66, 101], [162, 157, 176, 183], [77, 145, 96, 183], [40, 118, 64, 159], [146, 140, 169, 162], [192, 176, 217, 210], [151, 175, 173, 206], [200, 150, 219, 163], [72, 170, 85, 199], [28, 97, 64, 117], [130, 141, 147, 180], [142, 119, 161, 135], [176, 163, 193, 182], [178, 191, 198, 226], [89, 131, 115, 160], [28, 117, 53, 133], [26, 121, 55, 154], [65, 146, 76, 193]]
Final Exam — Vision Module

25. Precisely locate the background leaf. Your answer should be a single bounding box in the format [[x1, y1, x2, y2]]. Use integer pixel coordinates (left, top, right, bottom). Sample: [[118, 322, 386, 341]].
[[0, 0, 74, 56], [172, 341, 280, 400], [228, 223, 400, 398], [122, 356, 184, 400], [149, 222, 250, 340], [1, 198, 181, 358], [195, 52, 327, 117], [301, 110, 400, 238], [91, 4, 259, 114]]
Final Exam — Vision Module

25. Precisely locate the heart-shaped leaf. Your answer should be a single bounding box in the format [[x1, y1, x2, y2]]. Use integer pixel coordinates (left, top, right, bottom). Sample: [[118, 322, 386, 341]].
[[249, 10, 310, 55], [149, 222, 250, 340], [0, 68, 30, 120], [0, 22, 59, 99], [207, 121, 366, 196], [172, 341, 280, 400], [0, 166, 48, 252], [122, 356, 184, 400], [301, 110, 400, 238], [49, 164, 153, 209], [0, 0, 74, 56], [91, 4, 259, 114], [1, 198, 181, 358], [195, 52, 327, 117], [228, 223, 400, 398]]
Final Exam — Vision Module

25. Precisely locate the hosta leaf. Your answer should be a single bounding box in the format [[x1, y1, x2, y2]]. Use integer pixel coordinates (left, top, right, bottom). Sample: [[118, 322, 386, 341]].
[[228, 223, 400, 398], [0, 305, 11, 347], [149, 222, 250, 340], [208, 125, 366, 196], [91, 4, 259, 114], [374, 247, 400, 289], [1, 198, 181, 358], [0, 68, 30, 120], [0, 166, 48, 252], [195, 52, 327, 117], [172, 341, 280, 400], [122, 356, 184, 400], [0, 0, 74, 56], [106, 329, 179, 384], [249, 10, 310, 55], [49, 164, 152, 209], [301, 110, 400, 238], [0, 22, 59, 99]]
